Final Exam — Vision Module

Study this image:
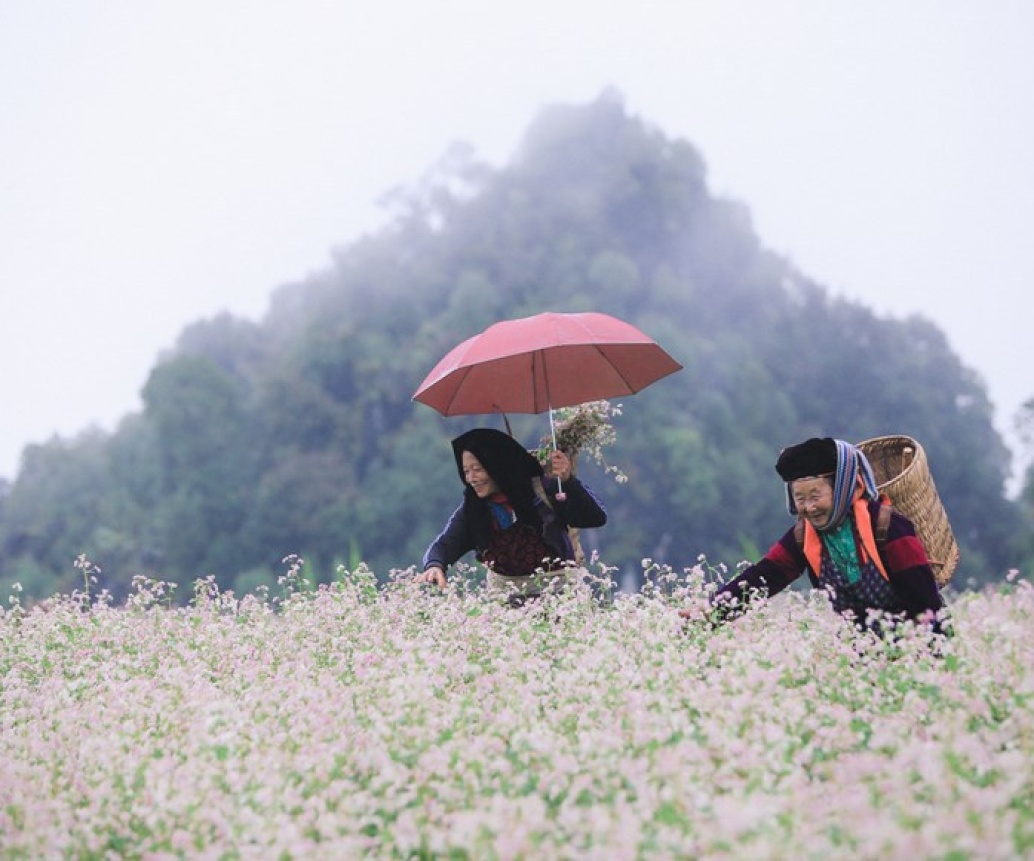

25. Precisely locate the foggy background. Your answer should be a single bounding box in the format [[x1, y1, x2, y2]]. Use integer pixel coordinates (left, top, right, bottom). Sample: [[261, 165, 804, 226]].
[[2, 1, 1032, 488]]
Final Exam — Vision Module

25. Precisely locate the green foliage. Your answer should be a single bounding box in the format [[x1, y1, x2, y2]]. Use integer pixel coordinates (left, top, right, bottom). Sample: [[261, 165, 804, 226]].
[[1014, 399, 1034, 575], [0, 91, 1025, 598]]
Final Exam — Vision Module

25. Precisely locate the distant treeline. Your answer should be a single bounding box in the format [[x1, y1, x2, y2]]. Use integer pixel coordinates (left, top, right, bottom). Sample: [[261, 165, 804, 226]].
[[1, 91, 1031, 601]]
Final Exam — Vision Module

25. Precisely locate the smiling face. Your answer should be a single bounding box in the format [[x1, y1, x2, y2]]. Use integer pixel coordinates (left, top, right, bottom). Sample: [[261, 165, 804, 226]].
[[461, 451, 500, 498], [791, 476, 835, 529]]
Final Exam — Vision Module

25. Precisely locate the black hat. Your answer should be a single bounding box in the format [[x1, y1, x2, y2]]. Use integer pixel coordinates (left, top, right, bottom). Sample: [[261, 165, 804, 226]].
[[775, 437, 837, 482]]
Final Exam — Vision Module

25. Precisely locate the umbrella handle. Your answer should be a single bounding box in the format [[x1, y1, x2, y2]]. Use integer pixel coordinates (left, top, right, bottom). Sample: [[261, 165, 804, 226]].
[[494, 405, 514, 438], [549, 407, 566, 501]]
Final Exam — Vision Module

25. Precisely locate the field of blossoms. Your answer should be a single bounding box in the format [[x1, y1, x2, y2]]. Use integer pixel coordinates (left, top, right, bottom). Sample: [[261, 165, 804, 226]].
[[1, 559, 1032, 860]]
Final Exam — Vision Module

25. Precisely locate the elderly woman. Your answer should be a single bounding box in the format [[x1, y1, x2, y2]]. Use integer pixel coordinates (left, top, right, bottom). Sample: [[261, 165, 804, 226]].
[[681, 437, 946, 634], [419, 427, 607, 599]]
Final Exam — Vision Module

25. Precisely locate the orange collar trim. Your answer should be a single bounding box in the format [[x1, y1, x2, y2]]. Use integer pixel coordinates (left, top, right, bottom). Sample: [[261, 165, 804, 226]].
[[802, 497, 889, 581]]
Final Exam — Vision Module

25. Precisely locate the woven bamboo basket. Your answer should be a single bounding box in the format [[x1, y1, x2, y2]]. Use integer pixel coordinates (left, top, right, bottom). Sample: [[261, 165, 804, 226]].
[[857, 435, 959, 585]]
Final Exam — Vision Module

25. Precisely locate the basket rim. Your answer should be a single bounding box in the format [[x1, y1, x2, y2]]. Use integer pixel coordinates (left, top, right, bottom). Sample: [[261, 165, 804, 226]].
[[856, 433, 922, 451], [857, 434, 923, 487]]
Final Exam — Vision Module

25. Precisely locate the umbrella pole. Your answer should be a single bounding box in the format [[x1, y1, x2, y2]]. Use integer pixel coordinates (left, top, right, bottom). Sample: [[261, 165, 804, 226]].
[[549, 406, 566, 500]]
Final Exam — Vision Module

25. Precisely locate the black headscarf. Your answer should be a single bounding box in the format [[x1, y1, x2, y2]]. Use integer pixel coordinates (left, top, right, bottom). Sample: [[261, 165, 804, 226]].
[[451, 428, 545, 539]]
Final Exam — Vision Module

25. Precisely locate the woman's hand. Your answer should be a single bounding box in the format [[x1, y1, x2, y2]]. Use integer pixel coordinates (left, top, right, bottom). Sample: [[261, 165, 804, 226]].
[[418, 566, 447, 588], [550, 450, 573, 482]]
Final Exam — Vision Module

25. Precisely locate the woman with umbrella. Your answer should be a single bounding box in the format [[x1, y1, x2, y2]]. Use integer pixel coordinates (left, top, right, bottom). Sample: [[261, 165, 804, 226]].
[[418, 428, 607, 601]]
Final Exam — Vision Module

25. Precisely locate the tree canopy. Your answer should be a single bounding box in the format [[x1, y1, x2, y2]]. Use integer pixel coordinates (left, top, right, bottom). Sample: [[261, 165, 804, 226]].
[[1, 91, 1028, 600]]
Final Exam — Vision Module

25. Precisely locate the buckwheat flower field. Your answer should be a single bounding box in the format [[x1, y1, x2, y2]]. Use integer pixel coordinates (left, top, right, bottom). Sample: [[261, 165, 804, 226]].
[[1, 561, 1032, 860]]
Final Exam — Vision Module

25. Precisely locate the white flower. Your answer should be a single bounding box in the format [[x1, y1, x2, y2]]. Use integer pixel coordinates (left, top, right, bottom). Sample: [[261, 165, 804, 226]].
[[533, 400, 627, 483]]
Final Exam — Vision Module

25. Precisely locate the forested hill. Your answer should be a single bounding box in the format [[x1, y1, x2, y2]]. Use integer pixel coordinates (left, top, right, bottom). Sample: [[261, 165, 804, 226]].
[[1, 92, 1027, 600]]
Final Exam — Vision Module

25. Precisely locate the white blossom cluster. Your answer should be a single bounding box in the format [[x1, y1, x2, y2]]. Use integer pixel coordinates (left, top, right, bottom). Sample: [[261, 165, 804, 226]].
[[535, 400, 628, 483], [1, 563, 1031, 858]]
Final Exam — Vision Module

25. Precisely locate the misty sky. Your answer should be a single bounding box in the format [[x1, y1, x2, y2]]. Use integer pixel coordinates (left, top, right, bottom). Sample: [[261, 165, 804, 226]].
[[2, 1, 1032, 491]]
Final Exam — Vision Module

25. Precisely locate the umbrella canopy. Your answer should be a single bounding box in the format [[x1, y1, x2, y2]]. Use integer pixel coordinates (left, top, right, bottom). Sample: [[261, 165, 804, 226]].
[[413, 311, 683, 416]]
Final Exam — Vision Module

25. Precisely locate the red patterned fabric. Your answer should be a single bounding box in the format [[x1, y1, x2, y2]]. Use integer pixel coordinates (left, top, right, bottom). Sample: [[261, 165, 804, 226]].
[[766, 540, 797, 570], [481, 524, 561, 577], [883, 534, 929, 571]]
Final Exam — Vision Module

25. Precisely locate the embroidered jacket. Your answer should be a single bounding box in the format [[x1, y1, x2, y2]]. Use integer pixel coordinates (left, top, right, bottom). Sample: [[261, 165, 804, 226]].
[[713, 498, 944, 628]]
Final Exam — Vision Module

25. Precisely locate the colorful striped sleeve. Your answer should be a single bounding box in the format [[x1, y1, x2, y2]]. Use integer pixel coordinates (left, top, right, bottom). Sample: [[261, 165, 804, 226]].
[[882, 509, 945, 621], [711, 528, 806, 622]]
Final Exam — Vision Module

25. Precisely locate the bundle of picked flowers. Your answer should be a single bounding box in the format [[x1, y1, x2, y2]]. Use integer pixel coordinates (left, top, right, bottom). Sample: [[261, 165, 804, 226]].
[[534, 400, 627, 483]]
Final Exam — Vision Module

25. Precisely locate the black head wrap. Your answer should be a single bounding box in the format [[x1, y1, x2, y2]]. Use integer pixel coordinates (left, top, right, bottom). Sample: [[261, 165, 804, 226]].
[[452, 428, 545, 532], [775, 437, 837, 482]]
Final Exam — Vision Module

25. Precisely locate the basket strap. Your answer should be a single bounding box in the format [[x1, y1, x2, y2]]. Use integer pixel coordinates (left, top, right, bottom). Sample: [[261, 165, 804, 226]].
[[875, 498, 892, 548]]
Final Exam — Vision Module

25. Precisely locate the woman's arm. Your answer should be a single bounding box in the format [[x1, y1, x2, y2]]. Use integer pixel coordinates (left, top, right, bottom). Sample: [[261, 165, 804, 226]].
[[420, 505, 474, 581], [882, 509, 945, 623], [546, 475, 607, 528], [708, 530, 806, 622]]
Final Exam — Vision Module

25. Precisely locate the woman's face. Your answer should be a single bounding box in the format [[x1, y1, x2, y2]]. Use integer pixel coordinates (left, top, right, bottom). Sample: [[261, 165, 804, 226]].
[[791, 476, 834, 528], [462, 451, 500, 498]]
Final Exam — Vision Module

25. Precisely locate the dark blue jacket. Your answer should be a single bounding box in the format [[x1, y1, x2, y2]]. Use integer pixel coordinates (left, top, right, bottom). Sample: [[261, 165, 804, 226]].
[[423, 475, 606, 573]]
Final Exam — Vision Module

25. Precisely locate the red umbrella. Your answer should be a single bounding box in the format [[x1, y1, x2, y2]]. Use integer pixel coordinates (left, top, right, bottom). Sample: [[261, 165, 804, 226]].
[[413, 311, 683, 416], [413, 311, 683, 496]]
